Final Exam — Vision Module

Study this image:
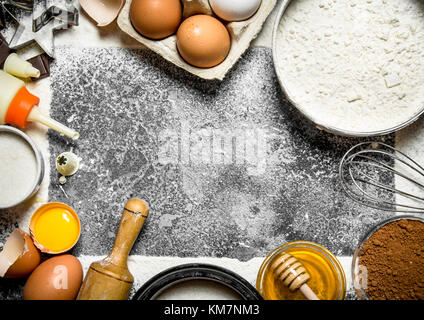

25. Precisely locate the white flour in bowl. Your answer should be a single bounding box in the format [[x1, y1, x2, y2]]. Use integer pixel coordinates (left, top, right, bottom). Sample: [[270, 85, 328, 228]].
[[275, 0, 424, 134], [155, 280, 242, 300], [0, 131, 38, 207]]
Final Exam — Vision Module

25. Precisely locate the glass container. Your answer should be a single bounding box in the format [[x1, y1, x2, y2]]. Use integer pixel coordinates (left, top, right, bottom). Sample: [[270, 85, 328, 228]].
[[351, 215, 424, 300], [256, 241, 346, 300]]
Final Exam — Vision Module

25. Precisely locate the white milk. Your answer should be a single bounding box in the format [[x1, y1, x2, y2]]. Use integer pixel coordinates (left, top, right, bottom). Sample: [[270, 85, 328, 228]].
[[0, 131, 38, 207]]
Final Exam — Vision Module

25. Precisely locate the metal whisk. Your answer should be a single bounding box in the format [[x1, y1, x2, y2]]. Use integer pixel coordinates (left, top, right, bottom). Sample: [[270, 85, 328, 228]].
[[339, 142, 424, 213]]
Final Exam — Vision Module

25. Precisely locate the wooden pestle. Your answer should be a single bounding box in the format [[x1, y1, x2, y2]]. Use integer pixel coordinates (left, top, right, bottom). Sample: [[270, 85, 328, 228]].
[[271, 253, 320, 300], [77, 198, 149, 300]]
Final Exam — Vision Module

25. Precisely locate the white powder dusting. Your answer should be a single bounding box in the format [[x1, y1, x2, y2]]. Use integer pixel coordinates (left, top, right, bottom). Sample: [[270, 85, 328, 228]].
[[276, 0, 424, 133], [394, 117, 424, 214], [0, 132, 37, 207], [76, 256, 265, 298], [76, 255, 354, 298], [155, 280, 242, 300]]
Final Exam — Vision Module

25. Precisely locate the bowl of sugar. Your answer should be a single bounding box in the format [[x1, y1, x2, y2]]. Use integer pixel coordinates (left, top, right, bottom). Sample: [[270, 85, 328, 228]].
[[272, 0, 424, 137], [0, 125, 44, 209]]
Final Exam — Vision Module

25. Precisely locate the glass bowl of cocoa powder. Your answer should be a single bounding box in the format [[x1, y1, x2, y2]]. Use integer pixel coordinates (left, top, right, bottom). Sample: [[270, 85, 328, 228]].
[[352, 216, 424, 300]]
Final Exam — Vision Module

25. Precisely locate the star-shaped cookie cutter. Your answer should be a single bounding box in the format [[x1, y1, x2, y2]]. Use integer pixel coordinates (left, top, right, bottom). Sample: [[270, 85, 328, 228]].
[[2, 0, 78, 57], [1, 0, 33, 29]]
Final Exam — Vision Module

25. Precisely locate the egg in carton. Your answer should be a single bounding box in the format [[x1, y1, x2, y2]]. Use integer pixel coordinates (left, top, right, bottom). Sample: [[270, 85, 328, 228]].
[[117, 0, 277, 80]]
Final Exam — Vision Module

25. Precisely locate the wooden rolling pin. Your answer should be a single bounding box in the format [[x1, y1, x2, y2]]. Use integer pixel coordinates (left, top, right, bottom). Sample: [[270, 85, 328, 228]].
[[271, 253, 320, 300], [77, 198, 149, 300]]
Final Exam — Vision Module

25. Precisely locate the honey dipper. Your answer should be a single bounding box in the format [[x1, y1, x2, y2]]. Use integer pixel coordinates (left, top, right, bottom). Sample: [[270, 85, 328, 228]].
[[271, 253, 320, 300]]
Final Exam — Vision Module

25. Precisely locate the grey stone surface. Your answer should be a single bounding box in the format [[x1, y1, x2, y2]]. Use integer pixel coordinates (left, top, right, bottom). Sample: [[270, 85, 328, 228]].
[[48, 46, 394, 258], [0, 45, 395, 300]]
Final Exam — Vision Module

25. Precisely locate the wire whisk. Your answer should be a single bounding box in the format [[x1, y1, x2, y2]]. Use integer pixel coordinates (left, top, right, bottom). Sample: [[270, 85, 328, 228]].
[[339, 142, 424, 213]]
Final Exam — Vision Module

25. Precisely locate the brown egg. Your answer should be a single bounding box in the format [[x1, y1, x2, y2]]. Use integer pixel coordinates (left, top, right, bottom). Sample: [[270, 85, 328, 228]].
[[130, 0, 182, 39], [176, 15, 231, 68], [23, 254, 83, 300], [4, 230, 41, 279]]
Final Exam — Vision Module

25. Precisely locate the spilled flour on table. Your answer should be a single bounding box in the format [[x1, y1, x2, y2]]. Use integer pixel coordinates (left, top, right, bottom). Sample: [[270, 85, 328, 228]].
[[75, 255, 355, 299], [44, 46, 392, 261], [394, 117, 424, 214], [0, 45, 391, 300]]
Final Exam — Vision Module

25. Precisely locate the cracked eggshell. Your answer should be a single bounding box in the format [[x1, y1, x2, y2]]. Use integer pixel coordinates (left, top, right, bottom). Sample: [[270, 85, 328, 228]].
[[79, 0, 125, 26], [0, 229, 41, 279], [56, 152, 80, 177]]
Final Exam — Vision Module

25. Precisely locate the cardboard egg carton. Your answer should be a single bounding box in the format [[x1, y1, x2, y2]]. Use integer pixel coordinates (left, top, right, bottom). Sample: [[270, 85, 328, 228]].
[[117, 0, 277, 80]]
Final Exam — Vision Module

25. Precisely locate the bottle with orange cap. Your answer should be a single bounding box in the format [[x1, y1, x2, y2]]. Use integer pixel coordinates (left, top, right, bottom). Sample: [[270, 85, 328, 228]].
[[0, 70, 79, 139]]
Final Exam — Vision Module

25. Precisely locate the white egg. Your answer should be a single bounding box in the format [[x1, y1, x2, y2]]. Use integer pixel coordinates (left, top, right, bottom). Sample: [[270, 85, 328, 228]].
[[209, 0, 262, 22]]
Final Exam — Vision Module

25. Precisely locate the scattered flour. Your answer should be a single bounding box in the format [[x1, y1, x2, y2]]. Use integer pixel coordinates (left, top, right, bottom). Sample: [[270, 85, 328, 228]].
[[276, 0, 424, 133], [76, 255, 354, 299], [155, 280, 242, 300]]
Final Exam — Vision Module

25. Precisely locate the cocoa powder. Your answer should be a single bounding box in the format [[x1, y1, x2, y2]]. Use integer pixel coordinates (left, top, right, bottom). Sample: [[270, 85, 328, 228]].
[[358, 219, 424, 300]]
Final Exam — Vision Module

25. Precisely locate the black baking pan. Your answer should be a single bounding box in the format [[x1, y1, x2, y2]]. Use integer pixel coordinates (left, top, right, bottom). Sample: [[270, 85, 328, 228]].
[[133, 263, 263, 300]]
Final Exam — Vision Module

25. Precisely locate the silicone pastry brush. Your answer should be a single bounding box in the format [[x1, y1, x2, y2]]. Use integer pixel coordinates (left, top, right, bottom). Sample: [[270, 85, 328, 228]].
[[271, 253, 320, 300]]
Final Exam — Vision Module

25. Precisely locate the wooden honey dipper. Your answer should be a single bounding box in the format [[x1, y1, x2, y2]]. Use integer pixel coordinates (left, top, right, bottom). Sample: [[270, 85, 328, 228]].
[[271, 253, 320, 300]]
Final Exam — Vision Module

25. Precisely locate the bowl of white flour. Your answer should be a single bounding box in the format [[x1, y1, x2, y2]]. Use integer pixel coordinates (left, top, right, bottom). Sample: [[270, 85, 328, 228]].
[[0, 125, 44, 209], [273, 0, 424, 136]]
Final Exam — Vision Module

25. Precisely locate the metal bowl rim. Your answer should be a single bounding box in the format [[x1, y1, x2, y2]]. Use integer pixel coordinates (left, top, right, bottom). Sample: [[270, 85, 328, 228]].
[[0, 125, 44, 209], [271, 0, 424, 137], [133, 263, 263, 300]]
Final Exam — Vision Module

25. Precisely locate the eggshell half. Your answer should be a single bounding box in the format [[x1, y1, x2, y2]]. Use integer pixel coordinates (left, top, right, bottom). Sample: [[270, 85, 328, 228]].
[[23, 255, 83, 300], [0, 230, 25, 277], [29, 202, 81, 255], [4, 230, 41, 279], [0, 229, 41, 279], [79, 0, 125, 27]]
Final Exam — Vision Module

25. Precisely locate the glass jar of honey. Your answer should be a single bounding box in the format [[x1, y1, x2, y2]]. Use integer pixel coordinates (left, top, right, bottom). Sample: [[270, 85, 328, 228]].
[[256, 241, 346, 300]]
